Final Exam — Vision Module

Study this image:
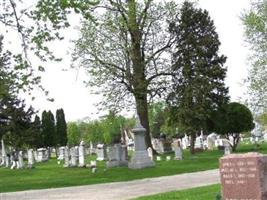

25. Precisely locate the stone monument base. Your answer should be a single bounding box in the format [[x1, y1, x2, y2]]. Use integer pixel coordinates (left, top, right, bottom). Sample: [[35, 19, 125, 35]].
[[128, 151, 155, 169]]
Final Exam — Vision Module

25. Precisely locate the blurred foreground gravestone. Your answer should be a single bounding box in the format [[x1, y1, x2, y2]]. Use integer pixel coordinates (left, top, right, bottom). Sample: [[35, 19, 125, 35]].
[[220, 153, 267, 200]]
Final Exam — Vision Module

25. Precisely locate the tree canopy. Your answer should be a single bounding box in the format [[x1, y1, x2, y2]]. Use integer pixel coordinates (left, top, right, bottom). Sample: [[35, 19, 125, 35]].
[[167, 1, 229, 153], [242, 0, 267, 113], [211, 102, 254, 151]]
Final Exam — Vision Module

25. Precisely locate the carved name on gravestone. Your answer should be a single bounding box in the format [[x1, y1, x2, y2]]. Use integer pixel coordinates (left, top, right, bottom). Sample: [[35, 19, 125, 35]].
[[220, 153, 267, 200]]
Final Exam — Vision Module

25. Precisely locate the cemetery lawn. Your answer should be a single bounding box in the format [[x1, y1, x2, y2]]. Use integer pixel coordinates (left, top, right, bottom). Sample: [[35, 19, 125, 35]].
[[134, 184, 220, 200], [0, 143, 266, 193]]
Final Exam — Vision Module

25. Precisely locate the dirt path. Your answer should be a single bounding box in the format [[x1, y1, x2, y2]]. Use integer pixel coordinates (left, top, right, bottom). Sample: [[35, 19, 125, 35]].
[[0, 169, 219, 200]]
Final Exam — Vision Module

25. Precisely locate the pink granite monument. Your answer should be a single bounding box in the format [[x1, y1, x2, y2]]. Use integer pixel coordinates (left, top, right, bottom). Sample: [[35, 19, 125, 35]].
[[220, 153, 267, 200]]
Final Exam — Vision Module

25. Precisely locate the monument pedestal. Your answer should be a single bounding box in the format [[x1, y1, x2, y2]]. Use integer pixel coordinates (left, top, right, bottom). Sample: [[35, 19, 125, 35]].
[[128, 115, 155, 169], [128, 151, 154, 169]]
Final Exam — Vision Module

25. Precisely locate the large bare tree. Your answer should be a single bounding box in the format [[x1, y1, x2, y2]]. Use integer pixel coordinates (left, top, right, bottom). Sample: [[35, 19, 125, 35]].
[[72, 0, 177, 149]]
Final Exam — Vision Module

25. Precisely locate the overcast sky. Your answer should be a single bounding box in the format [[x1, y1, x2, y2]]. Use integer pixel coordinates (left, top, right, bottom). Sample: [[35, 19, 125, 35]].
[[18, 0, 252, 122]]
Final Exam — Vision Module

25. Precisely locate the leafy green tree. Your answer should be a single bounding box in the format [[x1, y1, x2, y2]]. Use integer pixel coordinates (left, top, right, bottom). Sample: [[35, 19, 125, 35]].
[[242, 0, 267, 113], [41, 110, 56, 147], [55, 108, 67, 146], [31, 115, 43, 148], [148, 102, 168, 138], [67, 122, 81, 146], [0, 97, 35, 149], [211, 102, 254, 151], [168, 2, 229, 154], [34, 0, 178, 150]]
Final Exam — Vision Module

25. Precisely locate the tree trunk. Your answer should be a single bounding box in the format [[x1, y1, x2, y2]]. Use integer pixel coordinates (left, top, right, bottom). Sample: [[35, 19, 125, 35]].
[[190, 132, 196, 154], [135, 93, 153, 150], [232, 134, 240, 152]]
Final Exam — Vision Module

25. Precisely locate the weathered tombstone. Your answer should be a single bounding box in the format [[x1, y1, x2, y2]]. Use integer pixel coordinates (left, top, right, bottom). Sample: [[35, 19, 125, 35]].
[[96, 144, 106, 161], [63, 146, 70, 168], [0, 140, 6, 166], [78, 141, 85, 167], [152, 138, 160, 153], [181, 134, 189, 149], [128, 116, 155, 169], [17, 151, 24, 169], [224, 145, 232, 155], [70, 146, 79, 167], [58, 146, 65, 160], [166, 156, 171, 161], [37, 148, 47, 162], [220, 153, 267, 200], [147, 147, 153, 161], [195, 136, 203, 149], [173, 139, 183, 160], [106, 144, 128, 168], [207, 133, 217, 150], [27, 149, 34, 168]]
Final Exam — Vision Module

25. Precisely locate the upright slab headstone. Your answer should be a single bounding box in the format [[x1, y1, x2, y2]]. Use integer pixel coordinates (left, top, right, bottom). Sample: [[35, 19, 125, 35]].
[[58, 146, 65, 160], [27, 149, 34, 168], [147, 147, 153, 161], [37, 148, 47, 162], [18, 151, 24, 169], [220, 153, 267, 200], [0, 140, 6, 166], [128, 116, 155, 169], [78, 142, 85, 167], [173, 139, 183, 160], [70, 146, 79, 167], [106, 144, 128, 168], [96, 144, 106, 161], [207, 133, 217, 150], [63, 146, 70, 168]]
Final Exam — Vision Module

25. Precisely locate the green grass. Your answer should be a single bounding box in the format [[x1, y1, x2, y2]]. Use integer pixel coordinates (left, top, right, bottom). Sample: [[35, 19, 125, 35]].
[[0, 143, 266, 193], [134, 184, 221, 200]]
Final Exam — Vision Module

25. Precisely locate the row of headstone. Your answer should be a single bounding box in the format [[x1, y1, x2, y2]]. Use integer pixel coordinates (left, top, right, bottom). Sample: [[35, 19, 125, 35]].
[[62, 141, 85, 168]]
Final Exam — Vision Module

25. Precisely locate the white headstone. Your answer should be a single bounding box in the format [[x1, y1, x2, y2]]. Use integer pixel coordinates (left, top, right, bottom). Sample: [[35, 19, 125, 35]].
[[166, 156, 171, 161], [70, 146, 79, 167], [156, 156, 161, 161], [78, 142, 85, 167], [18, 151, 24, 169], [96, 144, 106, 161], [63, 146, 70, 168], [58, 146, 65, 160], [147, 147, 153, 161], [28, 149, 34, 168], [0, 140, 6, 166]]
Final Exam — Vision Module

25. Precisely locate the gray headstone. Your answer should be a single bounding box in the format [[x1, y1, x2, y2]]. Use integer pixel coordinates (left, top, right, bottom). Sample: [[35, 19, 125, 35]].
[[70, 146, 79, 167], [106, 144, 128, 168], [28, 149, 34, 168], [63, 146, 70, 168], [128, 116, 155, 169], [17, 151, 24, 169]]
